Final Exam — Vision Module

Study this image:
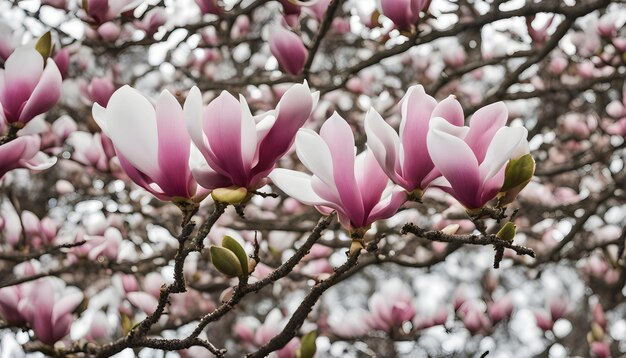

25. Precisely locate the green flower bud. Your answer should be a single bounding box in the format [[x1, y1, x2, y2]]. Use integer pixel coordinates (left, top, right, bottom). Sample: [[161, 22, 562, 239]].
[[222, 235, 249, 276], [296, 330, 317, 358], [211, 187, 249, 204], [210, 246, 244, 277], [35, 31, 53, 61], [496, 222, 516, 242], [498, 154, 535, 205]]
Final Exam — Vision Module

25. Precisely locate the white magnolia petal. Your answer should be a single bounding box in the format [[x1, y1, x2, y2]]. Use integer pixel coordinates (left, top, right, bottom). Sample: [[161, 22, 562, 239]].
[[479, 126, 528, 181], [269, 169, 327, 206], [294, 128, 335, 186]]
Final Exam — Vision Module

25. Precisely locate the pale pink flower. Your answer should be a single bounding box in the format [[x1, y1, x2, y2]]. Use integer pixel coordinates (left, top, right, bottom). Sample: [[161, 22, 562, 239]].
[[269, 26, 308, 75], [133, 8, 166, 35], [87, 77, 116, 107], [195, 0, 222, 15], [380, 0, 430, 29], [270, 113, 406, 230], [17, 279, 83, 345], [0, 136, 57, 179], [186, 82, 318, 192], [426, 103, 529, 209], [590, 342, 611, 358], [0, 46, 62, 126], [365, 85, 465, 194], [80, 0, 142, 25], [365, 278, 416, 331], [93, 86, 208, 203]]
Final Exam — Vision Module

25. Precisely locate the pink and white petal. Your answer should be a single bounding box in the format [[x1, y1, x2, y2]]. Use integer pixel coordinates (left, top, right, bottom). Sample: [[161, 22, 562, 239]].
[[4, 47, 43, 94], [398, 85, 438, 187], [294, 129, 334, 186], [269, 169, 328, 206], [478, 126, 528, 181], [238, 94, 258, 169], [480, 166, 505, 205], [20, 151, 57, 171], [368, 188, 407, 224], [183, 87, 209, 159], [18, 59, 62, 122], [51, 292, 83, 326], [253, 82, 316, 175], [203, 91, 247, 184], [464, 102, 508, 162], [92, 103, 109, 134], [127, 291, 158, 315], [320, 113, 364, 224], [106, 86, 160, 178], [191, 164, 232, 191], [364, 108, 402, 183], [427, 118, 481, 208], [155, 90, 192, 195], [431, 95, 465, 127], [356, 150, 390, 215]]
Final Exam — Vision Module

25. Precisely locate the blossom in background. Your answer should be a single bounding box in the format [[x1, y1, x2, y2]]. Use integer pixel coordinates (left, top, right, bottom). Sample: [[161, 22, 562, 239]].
[[365, 278, 416, 331], [186, 82, 318, 195], [92, 86, 208, 203], [426, 102, 529, 210], [79, 0, 142, 25], [365, 85, 464, 196], [17, 279, 83, 345], [0, 46, 62, 127], [87, 77, 116, 107], [269, 26, 308, 75], [195, 0, 222, 15], [270, 112, 406, 230], [380, 0, 430, 30], [0, 136, 57, 179]]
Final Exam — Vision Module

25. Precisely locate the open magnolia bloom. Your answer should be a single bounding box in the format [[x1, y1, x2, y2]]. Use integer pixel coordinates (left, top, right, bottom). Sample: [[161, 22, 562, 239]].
[[92, 86, 208, 204], [365, 85, 464, 197], [270, 113, 406, 231], [0, 46, 62, 127], [184, 82, 318, 202], [426, 102, 530, 210], [0, 135, 57, 179]]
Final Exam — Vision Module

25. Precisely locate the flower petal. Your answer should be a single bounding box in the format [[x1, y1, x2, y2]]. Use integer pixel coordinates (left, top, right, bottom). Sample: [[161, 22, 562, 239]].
[[464, 102, 508, 162], [269, 169, 327, 206], [19, 58, 62, 122], [431, 95, 465, 127], [364, 108, 403, 186]]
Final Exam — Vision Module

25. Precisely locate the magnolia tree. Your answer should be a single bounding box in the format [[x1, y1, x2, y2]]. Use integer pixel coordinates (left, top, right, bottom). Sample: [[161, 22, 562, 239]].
[[0, 0, 625, 357]]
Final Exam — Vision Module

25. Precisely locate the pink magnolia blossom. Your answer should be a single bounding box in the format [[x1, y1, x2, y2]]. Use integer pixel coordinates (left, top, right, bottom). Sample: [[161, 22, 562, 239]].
[[0, 199, 22, 246], [93, 85, 208, 203], [365, 85, 464, 195], [195, 0, 222, 15], [17, 279, 83, 345], [67, 132, 114, 171], [0, 136, 57, 179], [590, 342, 611, 358], [270, 113, 406, 230], [42, 0, 67, 9], [380, 0, 430, 29], [487, 298, 513, 324], [426, 102, 529, 209], [53, 48, 70, 79], [185, 82, 318, 192], [87, 77, 116, 106], [526, 15, 555, 44], [269, 26, 308, 75], [366, 278, 416, 331], [80, 0, 142, 25], [0, 46, 62, 126], [534, 309, 553, 331], [0, 284, 31, 325], [133, 8, 166, 35], [97, 22, 121, 42]]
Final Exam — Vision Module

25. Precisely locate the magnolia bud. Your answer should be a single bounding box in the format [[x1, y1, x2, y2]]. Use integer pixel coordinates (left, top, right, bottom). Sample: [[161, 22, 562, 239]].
[[222, 236, 249, 276], [211, 187, 248, 204], [35, 31, 53, 60], [441, 224, 460, 235], [499, 154, 535, 205], [296, 330, 317, 358], [496, 222, 516, 242], [210, 246, 244, 277]]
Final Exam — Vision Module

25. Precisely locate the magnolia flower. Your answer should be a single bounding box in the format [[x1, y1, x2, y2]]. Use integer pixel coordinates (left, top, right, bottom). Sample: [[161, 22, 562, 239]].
[[0, 46, 62, 127], [380, 0, 430, 29], [185, 82, 318, 195], [365, 85, 464, 196], [269, 26, 308, 75], [93, 86, 208, 203], [133, 8, 166, 35], [18, 279, 83, 345], [80, 0, 142, 25], [366, 278, 416, 331], [195, 0, 222, 15], [0, 136, 57, 179], [270, 113, 406, 230], [0, 284, 31, 325], [426, 102, 529, 210], [87, 77, 116, 107]]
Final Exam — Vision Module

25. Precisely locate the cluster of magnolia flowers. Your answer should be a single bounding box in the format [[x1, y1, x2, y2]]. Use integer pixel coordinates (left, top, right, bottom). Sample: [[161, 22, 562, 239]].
[[91, 80, 534, 234]]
